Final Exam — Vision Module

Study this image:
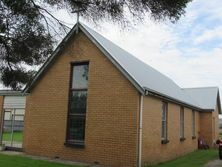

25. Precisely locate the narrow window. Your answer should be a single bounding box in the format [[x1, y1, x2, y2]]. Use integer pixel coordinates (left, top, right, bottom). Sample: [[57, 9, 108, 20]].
[[66, 62, 89, 146], [161, 102, 168, 143], [192, 110, 196, 138], [180, 107, 185, 140]]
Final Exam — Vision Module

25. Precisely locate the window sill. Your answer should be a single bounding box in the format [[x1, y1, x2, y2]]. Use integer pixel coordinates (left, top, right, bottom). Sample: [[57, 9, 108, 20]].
[[64, 141, 85, 148], [180, 137, 186, 142], [161, 139, 169, 144], [192, 136, 196, 140]]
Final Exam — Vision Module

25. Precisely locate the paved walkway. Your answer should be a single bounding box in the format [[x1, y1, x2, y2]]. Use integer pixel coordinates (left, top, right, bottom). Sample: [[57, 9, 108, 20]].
[[204, 160, 222, 167]]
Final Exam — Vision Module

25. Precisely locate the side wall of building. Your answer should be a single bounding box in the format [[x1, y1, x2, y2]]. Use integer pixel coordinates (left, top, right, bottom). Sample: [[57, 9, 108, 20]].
[[24, 32, 140, 167], [199, 112, 212, 146], [199, 103, 220, 147], [141, 96, 200, 165]]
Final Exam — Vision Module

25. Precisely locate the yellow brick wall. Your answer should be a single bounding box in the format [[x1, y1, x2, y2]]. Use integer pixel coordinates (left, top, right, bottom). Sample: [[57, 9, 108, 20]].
[[24, 32, 140, 167], [141, 96, 199, 165], [199, 102, 220, 147], [199, 112, 213, 146]]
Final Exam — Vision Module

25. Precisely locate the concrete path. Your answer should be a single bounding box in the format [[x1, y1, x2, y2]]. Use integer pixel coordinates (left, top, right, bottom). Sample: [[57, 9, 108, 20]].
[[204, 160, 222, 167]]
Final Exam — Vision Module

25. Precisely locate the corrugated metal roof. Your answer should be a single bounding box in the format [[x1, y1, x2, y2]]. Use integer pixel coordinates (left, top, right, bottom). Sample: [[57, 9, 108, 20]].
[[80, 23, 208, 109], [23, 22, 221, 112], [182, 87, 219, 110], [0, 90, 23, 96]]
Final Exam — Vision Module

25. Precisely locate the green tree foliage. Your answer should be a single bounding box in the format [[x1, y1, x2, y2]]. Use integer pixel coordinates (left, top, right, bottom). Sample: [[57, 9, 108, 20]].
[[0, 0, 192, 90]]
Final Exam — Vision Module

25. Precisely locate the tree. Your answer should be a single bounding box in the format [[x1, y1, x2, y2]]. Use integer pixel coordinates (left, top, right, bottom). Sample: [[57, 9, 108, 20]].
[[0, 0, 192, 90]]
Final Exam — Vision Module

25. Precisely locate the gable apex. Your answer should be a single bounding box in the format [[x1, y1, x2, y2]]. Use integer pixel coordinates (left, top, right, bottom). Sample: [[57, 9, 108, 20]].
[[23, 22, 145, 94]]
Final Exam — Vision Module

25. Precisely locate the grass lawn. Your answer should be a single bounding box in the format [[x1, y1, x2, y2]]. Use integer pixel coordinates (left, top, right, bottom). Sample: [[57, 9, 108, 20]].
[[2, 131, 23, 142], [0, 153, 85, 167], [149, 149, 218, 167]]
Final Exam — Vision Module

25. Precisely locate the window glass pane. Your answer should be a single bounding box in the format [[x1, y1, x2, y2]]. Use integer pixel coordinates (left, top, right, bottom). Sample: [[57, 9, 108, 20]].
[[161, 102, 167, 140], [180, 108, 184, 138], [161, 121, 166, 139], [192, 111, 195, 136], [70, 91, 87, 114], [72, 65, 89, 89], [162, 109, 166, 121], [68, 116, 86, 141], [14, 115, 24, 121]]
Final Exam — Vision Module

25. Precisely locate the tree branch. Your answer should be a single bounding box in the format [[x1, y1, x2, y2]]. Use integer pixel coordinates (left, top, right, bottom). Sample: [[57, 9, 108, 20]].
[[30, 0, 71, 34]]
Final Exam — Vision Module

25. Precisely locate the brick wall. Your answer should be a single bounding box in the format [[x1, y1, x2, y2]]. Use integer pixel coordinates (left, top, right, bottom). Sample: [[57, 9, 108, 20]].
[[141, 96, 200, 165], [199, 103, 220, 147], [199, 112, 213, 146], [24, 32, 140, 167]]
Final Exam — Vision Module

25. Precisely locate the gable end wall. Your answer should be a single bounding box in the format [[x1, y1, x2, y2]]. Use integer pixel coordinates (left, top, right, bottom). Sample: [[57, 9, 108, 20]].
[[24, 32, 140, 167]]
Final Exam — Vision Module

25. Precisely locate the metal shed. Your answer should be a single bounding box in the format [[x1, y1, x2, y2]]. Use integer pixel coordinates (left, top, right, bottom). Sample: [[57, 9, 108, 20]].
[[0, 90, 26, 150]]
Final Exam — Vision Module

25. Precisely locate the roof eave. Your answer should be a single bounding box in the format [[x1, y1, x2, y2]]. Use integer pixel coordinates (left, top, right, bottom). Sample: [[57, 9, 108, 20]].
[[0, 90, 27, 96], [23, 24, 79, 94], [79, 24, 145, 95], [144, 87, 214, 112]]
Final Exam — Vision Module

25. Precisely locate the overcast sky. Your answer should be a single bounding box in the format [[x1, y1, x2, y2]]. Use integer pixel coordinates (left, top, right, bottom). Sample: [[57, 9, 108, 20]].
[[1, 0, 222, 115], [53, 0, 222, 105]]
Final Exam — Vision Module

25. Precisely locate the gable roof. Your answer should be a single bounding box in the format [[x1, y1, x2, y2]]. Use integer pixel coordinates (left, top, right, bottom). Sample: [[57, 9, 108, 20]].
[[23, 22, 221, 112], [182, 87, 221, 112]]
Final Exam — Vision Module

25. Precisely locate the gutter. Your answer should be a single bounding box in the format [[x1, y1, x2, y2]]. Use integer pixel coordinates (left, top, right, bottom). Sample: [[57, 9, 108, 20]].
[[138, 95, 144, 167], [145, 88, 213, 113]]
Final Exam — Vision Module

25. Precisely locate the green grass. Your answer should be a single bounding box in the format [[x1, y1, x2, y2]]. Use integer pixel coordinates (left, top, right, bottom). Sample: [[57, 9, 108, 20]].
[[2, 131, 23, 142], [148, 149, 218, 167], [0, 153, 85, 167]]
